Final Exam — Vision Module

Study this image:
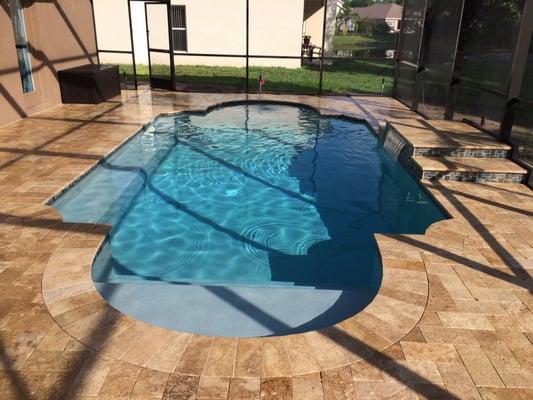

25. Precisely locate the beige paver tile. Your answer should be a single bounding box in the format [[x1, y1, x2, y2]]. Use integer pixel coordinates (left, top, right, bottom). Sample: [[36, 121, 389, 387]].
[[478, 387, 533, 400], [197, 376, 230, 400], [350, 356, 384, 381], [401, 342, 460, 363], [437, 312, 495, 330], [453, 300, 507, 314], [494, 330, 533, 368], [174, 335, 213, 375], [292, 374, 324, 400], [437, 362, 482, 400], [383, 360, 444, 385], [494, 366, 533, 389], [21, 349, 88, 372], [321, 365, 355, 399], [352, 380, 419, 400], [68, 353, 115, 397], [203, 337, 238, 378], [145, 331, 191, 373], [261, 338, 291, 377], [438, 273, 475, 300], [302, 330, 349, 371], [456, 344, 504, 387], [131, 368, 169, 399], [235, 338, 263, 378], [474, 331, 521, 369], [98, 360, 141, 397], [419, 325, 479, 345], [260, 377, 292, 400], [228, 377, 261, 400], [282, 334, 320, 375], [162, 373, 199, 400], [0, 331, 45, 371], [470, 287, 522, 303], [37, 323, 72, 352], [121, 328, 173, 367]]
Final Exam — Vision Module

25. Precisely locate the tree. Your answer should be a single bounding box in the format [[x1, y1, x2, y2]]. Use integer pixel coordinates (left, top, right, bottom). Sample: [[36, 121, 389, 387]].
[[357, 18, 374, 35], [372, 20, 392, 36], [350, 0, 373, 6], [336, 2, 358, 34]]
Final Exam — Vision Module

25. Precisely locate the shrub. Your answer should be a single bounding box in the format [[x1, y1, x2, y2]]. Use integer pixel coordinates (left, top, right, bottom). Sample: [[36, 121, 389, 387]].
[[372, 21, 392, 36]]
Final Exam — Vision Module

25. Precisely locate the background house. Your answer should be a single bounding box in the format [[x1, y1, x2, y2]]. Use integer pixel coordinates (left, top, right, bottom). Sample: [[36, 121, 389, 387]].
[[93, 0, 337, 69], [353, 3, 403, 32]]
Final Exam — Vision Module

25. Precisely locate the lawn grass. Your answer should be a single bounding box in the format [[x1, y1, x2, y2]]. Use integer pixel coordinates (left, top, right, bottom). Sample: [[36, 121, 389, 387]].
[[118, 59, 394, 95], [333, 34, 397, 51]]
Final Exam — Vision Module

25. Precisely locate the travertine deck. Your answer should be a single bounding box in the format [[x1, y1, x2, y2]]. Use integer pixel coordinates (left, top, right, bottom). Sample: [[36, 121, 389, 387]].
[[0, 90, 532, 399]]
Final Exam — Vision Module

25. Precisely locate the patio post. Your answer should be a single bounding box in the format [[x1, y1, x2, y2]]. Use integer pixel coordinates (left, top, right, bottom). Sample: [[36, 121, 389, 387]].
[[444, 0, 467, 120], [500, 0, 533, 142], [166, 0, 176, 90], [318, 0, 327, 95], [246, 0, 249, 93], [410, 0, 429, 111], [392, 2, 408, 98], [127, 0, 138, 89]]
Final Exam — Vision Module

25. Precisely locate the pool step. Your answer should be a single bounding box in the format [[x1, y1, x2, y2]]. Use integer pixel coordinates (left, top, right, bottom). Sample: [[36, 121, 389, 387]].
[[411, 156, 527, 183], [381, 118, 529, 184], [382, 119, 512, 159]]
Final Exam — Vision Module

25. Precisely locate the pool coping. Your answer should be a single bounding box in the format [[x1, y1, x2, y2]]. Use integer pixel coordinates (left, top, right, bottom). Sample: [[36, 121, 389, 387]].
[[40, 96, 445, 378]]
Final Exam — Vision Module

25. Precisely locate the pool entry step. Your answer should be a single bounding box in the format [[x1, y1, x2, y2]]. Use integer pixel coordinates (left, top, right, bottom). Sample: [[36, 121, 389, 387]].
[[380, 119, 527, 183]]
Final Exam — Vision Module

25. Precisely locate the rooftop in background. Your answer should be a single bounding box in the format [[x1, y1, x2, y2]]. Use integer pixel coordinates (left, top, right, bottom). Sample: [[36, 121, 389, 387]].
[[353, 3, 403, 20]]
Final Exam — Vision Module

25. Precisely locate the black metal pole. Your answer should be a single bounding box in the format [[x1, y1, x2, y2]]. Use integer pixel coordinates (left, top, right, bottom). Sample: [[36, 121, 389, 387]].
[[89, 0, 99, 64], [246, 0, 249, 93], [318, 0, 328, 95], [127, 0, 138, 89], [392, 2, 408, 98], [166, 0, 176, 90], [444, 0, 467, 120], [500, 0, 533, 142], [144, 2, 152, 82], [411, 0, 429, 111]]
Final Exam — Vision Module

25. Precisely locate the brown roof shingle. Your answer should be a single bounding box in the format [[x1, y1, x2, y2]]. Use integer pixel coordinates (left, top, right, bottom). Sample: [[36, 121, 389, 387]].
[[352, 3, 403, 20]]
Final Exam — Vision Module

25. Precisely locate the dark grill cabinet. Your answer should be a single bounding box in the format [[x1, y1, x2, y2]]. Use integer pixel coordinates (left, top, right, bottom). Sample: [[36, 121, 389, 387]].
[[58, 64, 121, 104]]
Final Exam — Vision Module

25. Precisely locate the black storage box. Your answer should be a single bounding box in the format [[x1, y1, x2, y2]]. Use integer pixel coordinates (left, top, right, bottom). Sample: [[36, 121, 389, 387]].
[[58, 64, 121, 104]]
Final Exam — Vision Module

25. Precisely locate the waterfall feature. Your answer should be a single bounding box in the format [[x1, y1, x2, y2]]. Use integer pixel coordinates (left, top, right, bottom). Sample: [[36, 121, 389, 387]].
[[383, 127, 407, 161]]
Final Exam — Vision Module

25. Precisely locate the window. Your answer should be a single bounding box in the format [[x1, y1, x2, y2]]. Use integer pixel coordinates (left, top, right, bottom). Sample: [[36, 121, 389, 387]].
[[171, 6, 187, 52], [9, 0, 34, 93]]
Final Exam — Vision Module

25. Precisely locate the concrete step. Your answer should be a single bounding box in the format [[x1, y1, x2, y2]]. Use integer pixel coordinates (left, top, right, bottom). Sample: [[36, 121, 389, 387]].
[[384, 119, 511, 158], [411, 156, 527, 183]]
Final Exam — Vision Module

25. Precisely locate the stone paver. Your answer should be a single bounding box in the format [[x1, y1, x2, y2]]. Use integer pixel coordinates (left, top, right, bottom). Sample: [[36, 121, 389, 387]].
[[0, 90, 531, 399]]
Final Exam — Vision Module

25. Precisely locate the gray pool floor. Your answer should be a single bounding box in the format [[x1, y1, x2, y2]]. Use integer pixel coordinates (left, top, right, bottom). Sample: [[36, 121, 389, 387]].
[[95, 282, 375, 337]]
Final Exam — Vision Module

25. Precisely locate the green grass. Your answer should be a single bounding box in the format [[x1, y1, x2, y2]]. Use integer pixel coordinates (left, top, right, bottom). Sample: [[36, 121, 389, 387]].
[[333, 34, 397, 51], [118, 59, 394, 95]]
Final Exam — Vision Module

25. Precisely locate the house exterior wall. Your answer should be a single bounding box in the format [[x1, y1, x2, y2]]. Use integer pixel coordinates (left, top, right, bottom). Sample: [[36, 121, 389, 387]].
[[95, 0, 307, 69], [0, 0, 98, 126], [92, 0, 133, 64], [302, 0, 336, 58], [385, 18, 401, 32], [303, 0, 323, 48]]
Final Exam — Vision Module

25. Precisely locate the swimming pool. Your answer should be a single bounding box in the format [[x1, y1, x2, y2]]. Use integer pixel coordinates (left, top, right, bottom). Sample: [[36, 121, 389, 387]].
[[51, 102, 446, 336]]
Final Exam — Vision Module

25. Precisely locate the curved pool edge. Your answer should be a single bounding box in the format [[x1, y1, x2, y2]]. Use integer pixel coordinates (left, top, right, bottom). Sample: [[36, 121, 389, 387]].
[[40, 200, 443, 376]]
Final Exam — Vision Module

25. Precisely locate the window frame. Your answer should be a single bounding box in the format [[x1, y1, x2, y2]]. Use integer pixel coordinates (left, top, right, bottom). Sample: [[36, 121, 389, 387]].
[[171, 5, 187, 53]]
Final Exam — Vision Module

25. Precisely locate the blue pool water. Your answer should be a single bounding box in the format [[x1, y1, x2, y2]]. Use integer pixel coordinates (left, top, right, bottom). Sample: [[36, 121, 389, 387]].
[[51, 103, 446, 336]]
